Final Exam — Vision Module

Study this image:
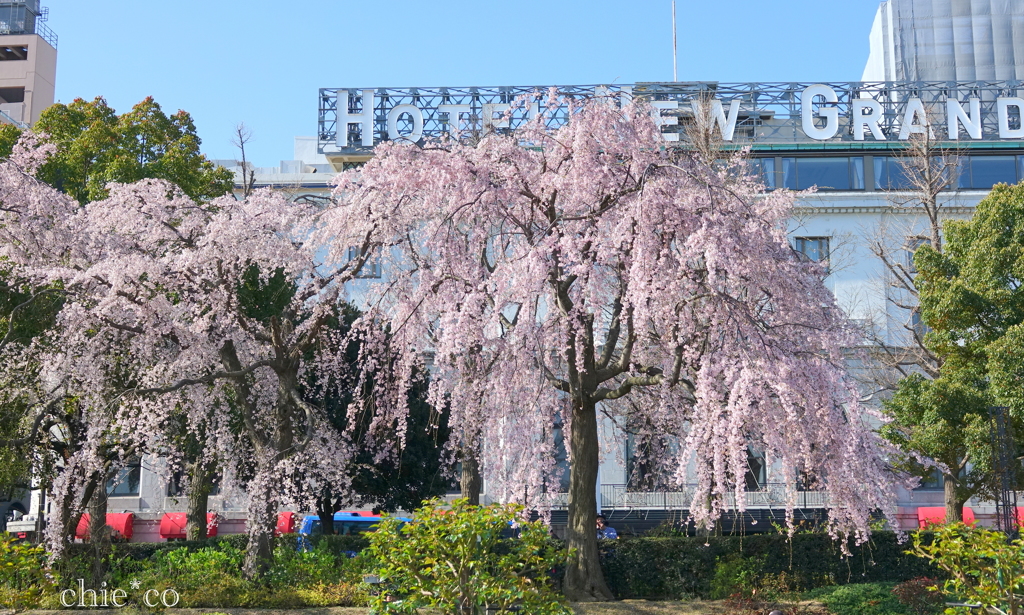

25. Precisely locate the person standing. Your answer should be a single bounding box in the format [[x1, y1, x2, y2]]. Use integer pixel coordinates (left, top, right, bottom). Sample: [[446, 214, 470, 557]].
[[596, 515, 618, 540]]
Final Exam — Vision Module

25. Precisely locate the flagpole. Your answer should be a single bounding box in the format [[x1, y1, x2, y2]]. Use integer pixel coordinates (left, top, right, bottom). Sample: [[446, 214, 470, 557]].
[[672, 0, 678, 82]]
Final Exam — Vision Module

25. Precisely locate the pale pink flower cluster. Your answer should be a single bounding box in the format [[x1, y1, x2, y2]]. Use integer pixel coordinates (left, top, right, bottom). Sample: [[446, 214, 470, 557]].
[[331, 98, 907, 543]]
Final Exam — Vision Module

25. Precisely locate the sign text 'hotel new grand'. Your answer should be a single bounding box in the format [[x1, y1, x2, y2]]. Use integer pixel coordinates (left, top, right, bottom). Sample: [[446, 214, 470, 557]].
[[318, 82, 1024, 154]]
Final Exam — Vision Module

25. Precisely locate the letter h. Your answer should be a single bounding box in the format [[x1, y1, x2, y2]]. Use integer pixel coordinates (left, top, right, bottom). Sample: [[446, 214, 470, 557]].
[[337, 89, 376, 148]]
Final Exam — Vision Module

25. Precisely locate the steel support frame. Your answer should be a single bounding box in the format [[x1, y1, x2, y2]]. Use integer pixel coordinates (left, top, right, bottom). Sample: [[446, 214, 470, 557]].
[[319, 80, 1024, 156]]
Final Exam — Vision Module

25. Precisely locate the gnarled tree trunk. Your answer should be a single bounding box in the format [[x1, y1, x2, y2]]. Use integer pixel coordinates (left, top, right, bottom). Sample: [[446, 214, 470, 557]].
[[563, 396, 614, 602], [185, 459, 213, 540], [87, 471, 111, 586], [243, 478, 278, 579], [460, 445, 481, 506], [944, 473, 967, 523], [317, 492, 337, 536]]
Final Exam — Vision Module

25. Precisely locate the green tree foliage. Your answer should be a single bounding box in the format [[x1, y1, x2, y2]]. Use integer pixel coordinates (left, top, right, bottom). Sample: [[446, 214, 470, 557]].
[[238, 264, 450, 518], [910, 523, 1024, 615], [365, 499, 570, 615], [0, 534, 56, 608], [0, 276, 64, 497], [0, 95, 231, 537], [0, 123, 20, 159], [32, 96, 233, 203], [881, 182, 1024, 518]]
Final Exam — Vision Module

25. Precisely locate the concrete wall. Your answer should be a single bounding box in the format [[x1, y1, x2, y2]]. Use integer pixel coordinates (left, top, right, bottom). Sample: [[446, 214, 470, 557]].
[[0, 33, 55, 124]]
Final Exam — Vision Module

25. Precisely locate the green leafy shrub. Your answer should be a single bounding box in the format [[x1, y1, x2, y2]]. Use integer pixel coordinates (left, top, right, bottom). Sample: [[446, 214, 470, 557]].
[[821, 583, 910, 615], [366, 498, 570, 615], [710, 554, 766, 600], [267, 540, 343, 588], [892, 577, 945, 615], [600, 532, 941, 600], [0, 534, 55, 609], [64, 535, 369, 609], [910, 523, 1024, 615]]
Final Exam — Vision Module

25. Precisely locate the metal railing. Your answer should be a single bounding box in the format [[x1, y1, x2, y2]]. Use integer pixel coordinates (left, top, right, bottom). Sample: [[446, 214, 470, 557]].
[[547, 483, 827, 511]]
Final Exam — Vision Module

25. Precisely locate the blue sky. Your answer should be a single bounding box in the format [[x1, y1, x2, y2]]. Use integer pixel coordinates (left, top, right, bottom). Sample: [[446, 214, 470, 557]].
[[45, 0, 885, 166]]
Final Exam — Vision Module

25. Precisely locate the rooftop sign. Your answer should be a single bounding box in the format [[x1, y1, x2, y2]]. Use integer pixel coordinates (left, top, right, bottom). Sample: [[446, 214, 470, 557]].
[[317, 82, 1024, 157]]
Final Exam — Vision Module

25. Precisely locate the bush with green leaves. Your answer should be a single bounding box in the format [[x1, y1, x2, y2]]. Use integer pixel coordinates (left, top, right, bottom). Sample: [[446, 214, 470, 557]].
[[891, 577, 946, 615], [44, 535, 367, 609], [710, 553, 767, 600], [0, 534, 56, 609], [599, 532, 940, 600], [910, 523, 1024, 615], [816, 583, 912, 615], [366, 498, 570, 615]]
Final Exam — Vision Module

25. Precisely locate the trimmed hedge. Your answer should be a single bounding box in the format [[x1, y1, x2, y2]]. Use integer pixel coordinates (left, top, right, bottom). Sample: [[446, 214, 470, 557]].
[[58, 529, 938, 602], [61, 533, 249, 562], [599, 533, 941, 600]]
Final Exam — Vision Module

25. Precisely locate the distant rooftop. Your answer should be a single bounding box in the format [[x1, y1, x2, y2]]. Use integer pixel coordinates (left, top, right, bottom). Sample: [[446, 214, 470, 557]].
[[0, 0, 56, 48]]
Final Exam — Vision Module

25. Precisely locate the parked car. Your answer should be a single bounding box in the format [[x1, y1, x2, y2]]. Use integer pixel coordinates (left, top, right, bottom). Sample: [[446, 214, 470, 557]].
[[297, 511, 384, 537], [296, 511, 411, 551]]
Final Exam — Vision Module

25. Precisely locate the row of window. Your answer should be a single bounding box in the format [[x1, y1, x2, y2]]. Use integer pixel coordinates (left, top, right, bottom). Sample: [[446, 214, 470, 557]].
[[748, 155, 1024, 191], [105, 463, 223, 498]]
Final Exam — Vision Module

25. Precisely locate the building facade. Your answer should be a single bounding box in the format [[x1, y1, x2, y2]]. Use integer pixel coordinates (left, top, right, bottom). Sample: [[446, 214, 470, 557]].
[[0, 0, 56, 126]]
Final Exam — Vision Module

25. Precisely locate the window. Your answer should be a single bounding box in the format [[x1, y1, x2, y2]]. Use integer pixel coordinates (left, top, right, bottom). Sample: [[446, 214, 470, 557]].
[[905, 237, 929, 275], [107, 461, 141, 497], [0, 87, 24, 104], [750, 158, 776, 189], [910, 308, 931, 339], [166, 469, 222, 497], [959, 156, 1018, 189], [0, 45, 27, 61], [793, 236, 830, 270], [744, 449, 767, 491], [873, 156, 916, 190], [718, 158, 775, 189], [782, 157, 864, 191], [917, 469, 944, 490], [346, 246, 381, 278]]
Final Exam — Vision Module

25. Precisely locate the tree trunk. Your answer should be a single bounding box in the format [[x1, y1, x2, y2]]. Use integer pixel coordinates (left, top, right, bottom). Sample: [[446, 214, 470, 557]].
[[242, 477, 277, 580], [460, 445, 481, 506], [87, 471, 111, 586], [562, 396, 614, 602], [317, 492, 336, 536], [944, 474, 967, 523], [185, 459, 212, 541]]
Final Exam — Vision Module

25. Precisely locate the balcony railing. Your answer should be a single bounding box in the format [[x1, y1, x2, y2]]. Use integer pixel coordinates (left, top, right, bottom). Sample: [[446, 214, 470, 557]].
[[547, 483, 828, 510]]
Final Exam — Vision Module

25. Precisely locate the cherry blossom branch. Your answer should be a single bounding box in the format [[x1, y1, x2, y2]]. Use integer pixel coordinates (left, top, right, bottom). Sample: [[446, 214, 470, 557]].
[[287, 388, 317, 454], [218, 340, 271, 448]]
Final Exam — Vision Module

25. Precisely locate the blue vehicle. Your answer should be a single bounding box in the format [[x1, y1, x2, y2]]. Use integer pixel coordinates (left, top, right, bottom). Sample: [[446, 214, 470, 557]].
[[296, 511, 410, 550], [298, 511, 384, 537]]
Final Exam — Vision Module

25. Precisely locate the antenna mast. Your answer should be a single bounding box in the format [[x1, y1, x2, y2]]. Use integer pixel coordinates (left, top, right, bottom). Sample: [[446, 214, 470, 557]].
[[672, 0, 678, 81]]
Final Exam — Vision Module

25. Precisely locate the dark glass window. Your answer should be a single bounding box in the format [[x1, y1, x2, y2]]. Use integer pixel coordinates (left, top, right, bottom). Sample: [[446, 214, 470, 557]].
[[782, 157, 864, 190], [0, 46, 28, 61], [917, 468, 944, 490], [794, 237, 830, 264], [107, 462, 141, 497], [750, 158, 776, 189], [905, 238, 929, 275], [961, 156, 1018, 189], [744, 449, 766, 491], [166, 469, 222, 497], [874, 157, 916, 190]]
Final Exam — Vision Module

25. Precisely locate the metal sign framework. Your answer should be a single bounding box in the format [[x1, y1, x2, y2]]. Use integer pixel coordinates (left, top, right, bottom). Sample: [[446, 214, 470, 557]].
[[318, 81, 1024, 156], [988, 405, 1020, 535]]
